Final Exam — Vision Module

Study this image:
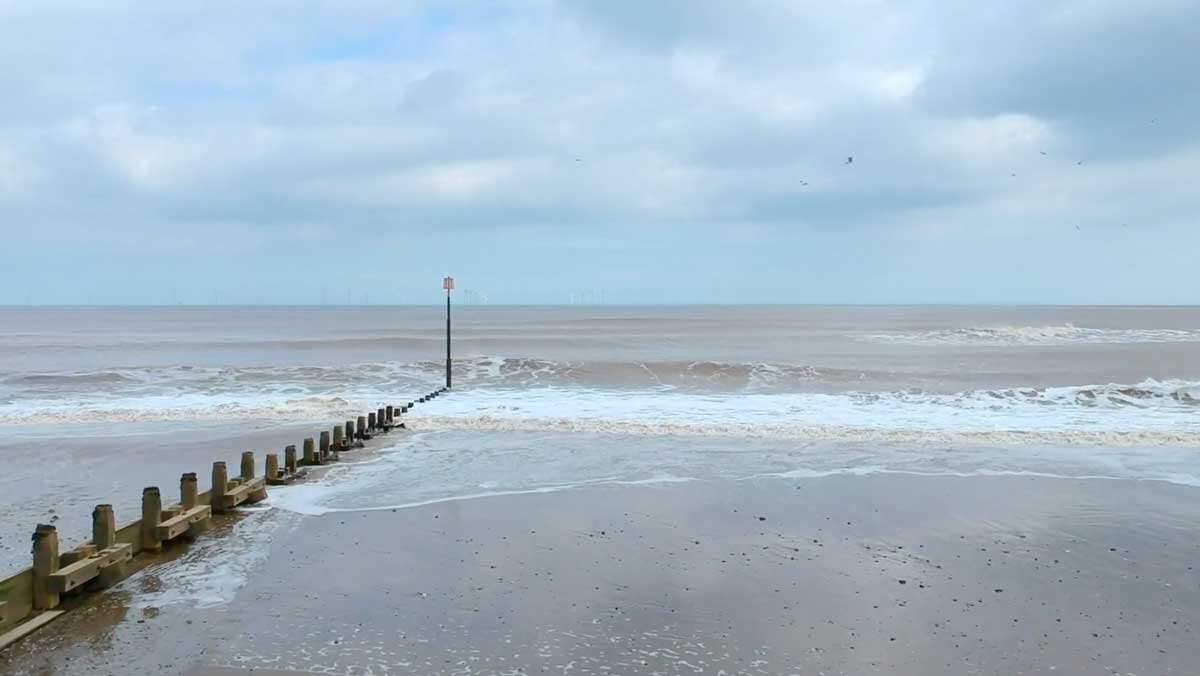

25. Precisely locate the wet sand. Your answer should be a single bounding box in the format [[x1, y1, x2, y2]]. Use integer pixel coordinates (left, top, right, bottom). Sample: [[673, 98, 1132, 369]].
[[3, 473, 1199, 675], [0, 420, 346, 574]]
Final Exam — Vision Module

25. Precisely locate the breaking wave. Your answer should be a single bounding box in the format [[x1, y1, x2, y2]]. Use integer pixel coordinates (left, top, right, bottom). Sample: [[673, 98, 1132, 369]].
[[3, 376, 1195, 446], [861, 325, 1200, 346]]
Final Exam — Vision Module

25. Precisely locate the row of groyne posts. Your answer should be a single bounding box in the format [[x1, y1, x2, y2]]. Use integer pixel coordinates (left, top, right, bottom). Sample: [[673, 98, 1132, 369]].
[[0, 386, 449, 649]]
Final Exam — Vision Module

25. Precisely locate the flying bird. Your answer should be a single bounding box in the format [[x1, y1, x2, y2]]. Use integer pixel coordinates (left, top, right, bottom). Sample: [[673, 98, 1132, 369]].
[[846, 156, 853, 164], [1039, 151, 1048, 156], [1076, 160, 1083, 166]]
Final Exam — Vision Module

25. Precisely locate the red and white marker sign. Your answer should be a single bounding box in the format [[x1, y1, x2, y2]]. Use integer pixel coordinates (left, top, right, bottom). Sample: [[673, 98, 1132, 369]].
[[443, 276, 455, 292]]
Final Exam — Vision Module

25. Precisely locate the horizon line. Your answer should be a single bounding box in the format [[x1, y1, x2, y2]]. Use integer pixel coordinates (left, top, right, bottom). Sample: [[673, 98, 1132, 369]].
[[3, 302, 1200, 309]]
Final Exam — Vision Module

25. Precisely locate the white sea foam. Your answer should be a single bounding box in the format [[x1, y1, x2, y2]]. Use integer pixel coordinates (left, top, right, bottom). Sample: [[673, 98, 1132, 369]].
[[401, 379, 1200, 447], [117, 508, 282, 609], [752, 467, 1200, 487], [258, 426, 1200, 523], [862, 325, 1200, 345]]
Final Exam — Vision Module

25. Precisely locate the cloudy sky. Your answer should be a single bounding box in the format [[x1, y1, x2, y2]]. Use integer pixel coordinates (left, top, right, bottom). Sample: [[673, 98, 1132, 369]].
[[1, 0, 1197, 305]]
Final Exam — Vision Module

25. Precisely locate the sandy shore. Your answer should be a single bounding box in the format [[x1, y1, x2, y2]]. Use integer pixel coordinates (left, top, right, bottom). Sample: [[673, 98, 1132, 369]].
[[0, 420, 351, 574], [3, 472, 1199, 675]]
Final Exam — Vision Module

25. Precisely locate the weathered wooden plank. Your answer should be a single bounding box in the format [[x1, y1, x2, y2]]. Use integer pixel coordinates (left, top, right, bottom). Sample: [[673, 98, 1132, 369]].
[[155, 505, 211, 541], [0, 610, 65, 651], [46, 556, 100, 594], [98, 543, 132, 567]]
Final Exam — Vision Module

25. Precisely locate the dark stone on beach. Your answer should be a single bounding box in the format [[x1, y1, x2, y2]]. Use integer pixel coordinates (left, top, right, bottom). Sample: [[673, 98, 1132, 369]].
[[898, 579, 907, 585], [758, 516, 766, 521]]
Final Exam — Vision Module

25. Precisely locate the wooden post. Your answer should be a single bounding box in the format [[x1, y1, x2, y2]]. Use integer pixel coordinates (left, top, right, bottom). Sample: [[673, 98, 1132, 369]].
[[266, 453, 279, 481], [376, 408, 386, 430], [285, 444, 297, 474], [368, 412, 377, 432], [243, 451, 267, 501], [212, 461, 229, 513], [386, 405, 394, 424], [93, 504, 115, 550], [319, 431, 331, 460], [141, 487, 163, 552], [357, 415, 367, 438], [182, 471, 212, 537], [303, 437, 316, 465], [332, 425, 344, 450], [240, 451, 255, 481], [345, 419, 356, 443], [92, 504, 125, 587], [181, 472, 198, 510], [32, 524, 60, 610]]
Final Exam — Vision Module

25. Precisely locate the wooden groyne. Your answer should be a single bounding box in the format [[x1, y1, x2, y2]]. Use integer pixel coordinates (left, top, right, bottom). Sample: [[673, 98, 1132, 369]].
[[0, 386, 448, 650]]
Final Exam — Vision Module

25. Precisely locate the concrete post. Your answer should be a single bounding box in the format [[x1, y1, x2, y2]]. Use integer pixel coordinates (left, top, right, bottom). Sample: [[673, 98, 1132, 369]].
[[212, 461, 229, 513], [266, 453, 279, 481], [181, 472, 198, 510], [32, 524, 60, 610], [285, 444, 297, 474], [303, 437, 316, 465], [240, 451, 255, 481], [141, 487, 163, 552]]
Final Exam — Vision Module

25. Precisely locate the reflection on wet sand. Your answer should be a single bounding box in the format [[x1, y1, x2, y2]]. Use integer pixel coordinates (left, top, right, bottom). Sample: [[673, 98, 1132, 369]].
[[5, 473, 1198, 675]]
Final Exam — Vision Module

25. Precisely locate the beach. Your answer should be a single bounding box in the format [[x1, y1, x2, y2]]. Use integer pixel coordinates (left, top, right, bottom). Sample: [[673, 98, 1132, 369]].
[[3, 465, 1198, 675], [2, 305, 1200, 673]]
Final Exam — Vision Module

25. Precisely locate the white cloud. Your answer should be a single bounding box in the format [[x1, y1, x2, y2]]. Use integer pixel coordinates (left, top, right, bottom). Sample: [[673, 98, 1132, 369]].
[[0, 0, 1197, 302], [925, 113, 1057, 165]]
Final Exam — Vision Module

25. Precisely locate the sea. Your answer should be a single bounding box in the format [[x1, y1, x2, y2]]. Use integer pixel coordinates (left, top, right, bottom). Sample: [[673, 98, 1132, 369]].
[[1, 304, 1199, 576]]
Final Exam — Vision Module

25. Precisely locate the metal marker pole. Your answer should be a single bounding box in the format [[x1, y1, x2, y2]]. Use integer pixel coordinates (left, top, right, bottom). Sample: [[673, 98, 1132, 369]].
[[443, 276, 454, 388]]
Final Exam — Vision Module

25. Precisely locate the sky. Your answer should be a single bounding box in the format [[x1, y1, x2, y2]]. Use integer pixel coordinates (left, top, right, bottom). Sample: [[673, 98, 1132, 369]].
[[1, 0, 1198, 305]]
